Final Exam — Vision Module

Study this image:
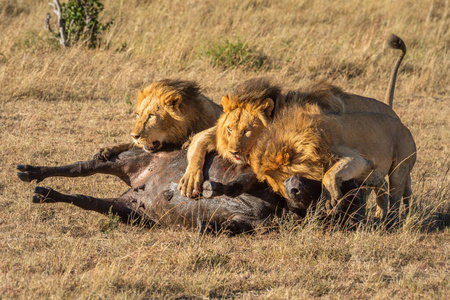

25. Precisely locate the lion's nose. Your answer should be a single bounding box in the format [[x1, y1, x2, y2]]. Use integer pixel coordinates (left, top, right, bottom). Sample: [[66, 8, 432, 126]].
[[131, 133, 140, 139]]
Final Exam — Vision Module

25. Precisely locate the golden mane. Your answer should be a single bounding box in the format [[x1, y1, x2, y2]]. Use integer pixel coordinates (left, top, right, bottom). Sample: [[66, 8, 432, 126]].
[[137, 79, 202, 108], [250, 104, 338, 190]]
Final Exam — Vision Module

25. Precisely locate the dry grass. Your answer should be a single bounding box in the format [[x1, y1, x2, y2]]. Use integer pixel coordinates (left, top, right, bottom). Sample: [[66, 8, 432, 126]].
[[1, 0, 449, 298]]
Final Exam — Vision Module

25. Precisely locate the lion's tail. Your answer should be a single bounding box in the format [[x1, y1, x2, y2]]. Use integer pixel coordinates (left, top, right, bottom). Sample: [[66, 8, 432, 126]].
[[385, 34, 407, 108]]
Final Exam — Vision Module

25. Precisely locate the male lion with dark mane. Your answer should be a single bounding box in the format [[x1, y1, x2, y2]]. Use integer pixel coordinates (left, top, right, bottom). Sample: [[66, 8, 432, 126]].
[[93, 79, 222, 160], [179, 34, 406, 198], [249, 103, 416, 225]]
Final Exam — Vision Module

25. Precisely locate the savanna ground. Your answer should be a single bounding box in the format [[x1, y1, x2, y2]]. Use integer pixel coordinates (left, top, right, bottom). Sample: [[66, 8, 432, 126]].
[[1, 0, 449, 298]]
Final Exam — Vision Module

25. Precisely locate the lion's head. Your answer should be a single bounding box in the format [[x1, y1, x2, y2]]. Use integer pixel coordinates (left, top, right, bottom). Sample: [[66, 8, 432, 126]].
[[249, 104, 337, 199], [131, 79, 220, 152], [215, 78, 281, 165]]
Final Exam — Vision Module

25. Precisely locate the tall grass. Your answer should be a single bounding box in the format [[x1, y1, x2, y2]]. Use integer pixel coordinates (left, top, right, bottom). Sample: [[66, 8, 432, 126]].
[[0, 0, 449, 298]]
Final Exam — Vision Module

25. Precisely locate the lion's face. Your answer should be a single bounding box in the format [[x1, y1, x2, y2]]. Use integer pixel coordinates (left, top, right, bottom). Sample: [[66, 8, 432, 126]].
[[131, 82, 190, 152], [130, 79, 221, 152], [255, 154, 294, 199], [131, 95, 169, 152], [216, 108, 268, 165]]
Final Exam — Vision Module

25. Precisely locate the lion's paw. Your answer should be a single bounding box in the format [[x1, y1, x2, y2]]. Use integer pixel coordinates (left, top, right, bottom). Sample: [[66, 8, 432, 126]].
[[93, 147, 117, 161], [178, 169, 204, 198]]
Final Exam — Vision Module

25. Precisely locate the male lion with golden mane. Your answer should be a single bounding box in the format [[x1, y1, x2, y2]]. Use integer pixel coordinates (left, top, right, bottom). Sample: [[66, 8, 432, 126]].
[[179, 34, 406, 198], [249, 103, 416, 225], [93, 79, 222, 160]]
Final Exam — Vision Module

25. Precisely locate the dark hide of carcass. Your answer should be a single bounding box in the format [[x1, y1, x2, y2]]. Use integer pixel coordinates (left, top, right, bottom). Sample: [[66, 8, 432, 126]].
[[284, 175, 366, 227], [204, 173, 365, 228], [17, 148, 364, 234], [17, 148, 288, 234]]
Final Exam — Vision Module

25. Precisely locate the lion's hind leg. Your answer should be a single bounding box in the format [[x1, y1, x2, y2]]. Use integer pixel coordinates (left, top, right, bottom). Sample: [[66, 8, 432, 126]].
[[402, 173, 412, 217], [374, 180, 389, 220], [33, 186, 150, 225], [387, 165, 411, 228]]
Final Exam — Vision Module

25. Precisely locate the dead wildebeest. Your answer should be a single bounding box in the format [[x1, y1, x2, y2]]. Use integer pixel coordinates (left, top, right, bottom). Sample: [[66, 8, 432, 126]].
[[17, 148, 364, 234], [17, 147, 287, 234]]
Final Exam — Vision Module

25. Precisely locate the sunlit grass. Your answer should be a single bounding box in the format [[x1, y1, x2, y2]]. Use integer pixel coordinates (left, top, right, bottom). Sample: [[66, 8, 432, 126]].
[[0, 0, 449, 298]]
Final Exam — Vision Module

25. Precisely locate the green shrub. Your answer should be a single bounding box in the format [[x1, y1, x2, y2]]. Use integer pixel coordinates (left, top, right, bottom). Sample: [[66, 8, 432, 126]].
[[205, 39, 269, 70], [61, 0, 112, 48], [99, 206, 120, 233]]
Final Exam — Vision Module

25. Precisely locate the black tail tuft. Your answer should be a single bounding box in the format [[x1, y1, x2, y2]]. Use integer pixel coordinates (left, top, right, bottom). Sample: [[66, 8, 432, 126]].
[[388, 34, 406, 52]]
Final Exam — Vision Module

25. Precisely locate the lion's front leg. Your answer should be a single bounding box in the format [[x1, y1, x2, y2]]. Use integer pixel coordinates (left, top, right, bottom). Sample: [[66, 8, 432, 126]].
[[178, 127, 217, 198], [322, 147, 373, 214], [93, 143, 135, 161]]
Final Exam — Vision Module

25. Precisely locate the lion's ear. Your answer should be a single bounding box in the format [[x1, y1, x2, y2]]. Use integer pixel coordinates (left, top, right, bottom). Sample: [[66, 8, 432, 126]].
[[259, 98, 274, 118], [137, 90, 145, 103], [275, 146, 293, 166], [164, 95, 182, 111], [221, 95, 232, 112]]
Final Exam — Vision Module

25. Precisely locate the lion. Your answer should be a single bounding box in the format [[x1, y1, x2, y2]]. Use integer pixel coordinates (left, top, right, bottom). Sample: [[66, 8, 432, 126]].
[[249, 103, 416, 224], [93, 79, 222, 160], [178, 34, 406, 197]]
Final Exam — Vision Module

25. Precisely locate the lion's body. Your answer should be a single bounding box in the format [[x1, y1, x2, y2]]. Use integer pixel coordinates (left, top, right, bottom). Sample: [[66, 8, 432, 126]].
[[282, 83, 399, 118], [94, 79, 222, 160], [179, 34, 407, 199], [179, 79, 399, 197], [250, 104, 416, 221]]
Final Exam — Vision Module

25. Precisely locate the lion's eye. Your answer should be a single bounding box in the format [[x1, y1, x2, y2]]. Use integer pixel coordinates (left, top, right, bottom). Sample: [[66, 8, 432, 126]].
[[148, 114, 154, 120], [227, 127, 232, 134], [136, 113, 140, 118]]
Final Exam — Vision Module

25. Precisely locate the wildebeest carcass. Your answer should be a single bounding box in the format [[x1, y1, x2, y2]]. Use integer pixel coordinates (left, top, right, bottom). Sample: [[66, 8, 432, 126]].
[[17, 148, 287, 233], [17, 148, 364, 234]]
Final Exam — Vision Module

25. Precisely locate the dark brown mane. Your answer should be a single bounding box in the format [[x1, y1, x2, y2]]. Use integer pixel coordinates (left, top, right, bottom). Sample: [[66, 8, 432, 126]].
[[281, 82, 345, 114], [226, 78, 282, 118], [225, 78, 345, 118]]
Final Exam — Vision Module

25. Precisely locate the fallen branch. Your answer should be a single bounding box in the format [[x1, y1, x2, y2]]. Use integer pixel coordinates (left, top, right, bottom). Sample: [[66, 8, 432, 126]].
[[47, 0, 67, 47]]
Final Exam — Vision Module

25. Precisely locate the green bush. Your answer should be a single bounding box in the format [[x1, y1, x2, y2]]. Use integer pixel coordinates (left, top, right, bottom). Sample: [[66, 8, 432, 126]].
[[61, 0, 112, 48], [99, 207, 120, 233], [205, 39, 269, 70]]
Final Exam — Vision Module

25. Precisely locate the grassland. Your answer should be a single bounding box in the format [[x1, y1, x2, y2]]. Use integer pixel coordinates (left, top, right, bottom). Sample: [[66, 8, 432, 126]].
[[1, 0, 449, 298]]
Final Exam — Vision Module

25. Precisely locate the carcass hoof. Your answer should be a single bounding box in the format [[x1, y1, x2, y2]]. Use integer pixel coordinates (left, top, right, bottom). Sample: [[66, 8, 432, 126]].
[[17, 164, 32, 172], [202, 181, 224, 198], [17, 165, 42, 183], [17, 172, 32, 182], [34, 186, 51, 194], [17, 165, 33, 182], [33, 187, 54, 203], [32, 194, 45, 203]]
